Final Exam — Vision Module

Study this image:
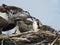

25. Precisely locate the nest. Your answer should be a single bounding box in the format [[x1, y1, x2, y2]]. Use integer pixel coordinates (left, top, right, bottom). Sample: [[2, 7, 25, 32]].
[[0, 30, 57, 45]]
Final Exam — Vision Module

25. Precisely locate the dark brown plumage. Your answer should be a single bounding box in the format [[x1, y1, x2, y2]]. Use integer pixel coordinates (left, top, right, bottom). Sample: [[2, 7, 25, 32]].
[[0, 4, 23, 14], [0, 6, 8, 13], [0, 17, 9, 34], [2, 23, 16, 31], [0, 17, 9, 28], [7, 6, 23, 14]]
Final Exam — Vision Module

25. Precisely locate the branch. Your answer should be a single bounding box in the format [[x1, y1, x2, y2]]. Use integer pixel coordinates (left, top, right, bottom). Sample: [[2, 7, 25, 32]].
[[0, 30, 56, 39]]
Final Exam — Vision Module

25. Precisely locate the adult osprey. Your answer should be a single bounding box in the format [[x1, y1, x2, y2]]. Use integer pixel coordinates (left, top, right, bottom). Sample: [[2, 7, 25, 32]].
[[0, 4, 32, 34], [0, 4, 21, 34], [0, 4, 10, 34]]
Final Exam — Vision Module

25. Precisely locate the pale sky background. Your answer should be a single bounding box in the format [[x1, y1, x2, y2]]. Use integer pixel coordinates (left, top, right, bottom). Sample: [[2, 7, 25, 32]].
[[0, 0, 60, 31]]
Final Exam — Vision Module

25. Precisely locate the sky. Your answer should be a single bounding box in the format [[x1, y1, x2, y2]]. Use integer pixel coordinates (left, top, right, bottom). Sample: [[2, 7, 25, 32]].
[[0, 0, 60, 31]]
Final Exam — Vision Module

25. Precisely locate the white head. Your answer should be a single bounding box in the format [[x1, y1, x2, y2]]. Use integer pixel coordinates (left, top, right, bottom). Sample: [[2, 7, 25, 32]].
[[32, 17, 38, 32], [36, 19, 42, 27], [31, 17, 36, 21]]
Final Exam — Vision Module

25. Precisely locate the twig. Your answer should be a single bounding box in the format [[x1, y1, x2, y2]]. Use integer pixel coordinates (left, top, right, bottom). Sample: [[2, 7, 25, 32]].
[[1, 38, 5, 45], [0, 31, 34, 39], [50, 37, 58, 45], [33, 39, 47, 45], [9, 38, 17, 45], [1, 40, 4, 45]]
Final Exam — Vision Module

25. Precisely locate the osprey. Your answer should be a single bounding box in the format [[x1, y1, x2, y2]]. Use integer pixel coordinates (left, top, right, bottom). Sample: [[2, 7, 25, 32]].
[[0, 5, 10, 34], [32, 17, 39, 32], [0, 4, 21, 34], [31, 17, 43, 32]]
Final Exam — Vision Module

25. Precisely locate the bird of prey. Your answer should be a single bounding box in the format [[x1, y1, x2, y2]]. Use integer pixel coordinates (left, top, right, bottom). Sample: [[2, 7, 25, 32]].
[[31, 17, 39, 32]]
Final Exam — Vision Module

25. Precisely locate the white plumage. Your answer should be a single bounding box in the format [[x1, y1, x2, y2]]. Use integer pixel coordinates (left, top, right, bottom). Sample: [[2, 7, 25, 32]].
[[2, 25, 20, 34], [0, 12, 9, 21], [32, 17, 38, 32]]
